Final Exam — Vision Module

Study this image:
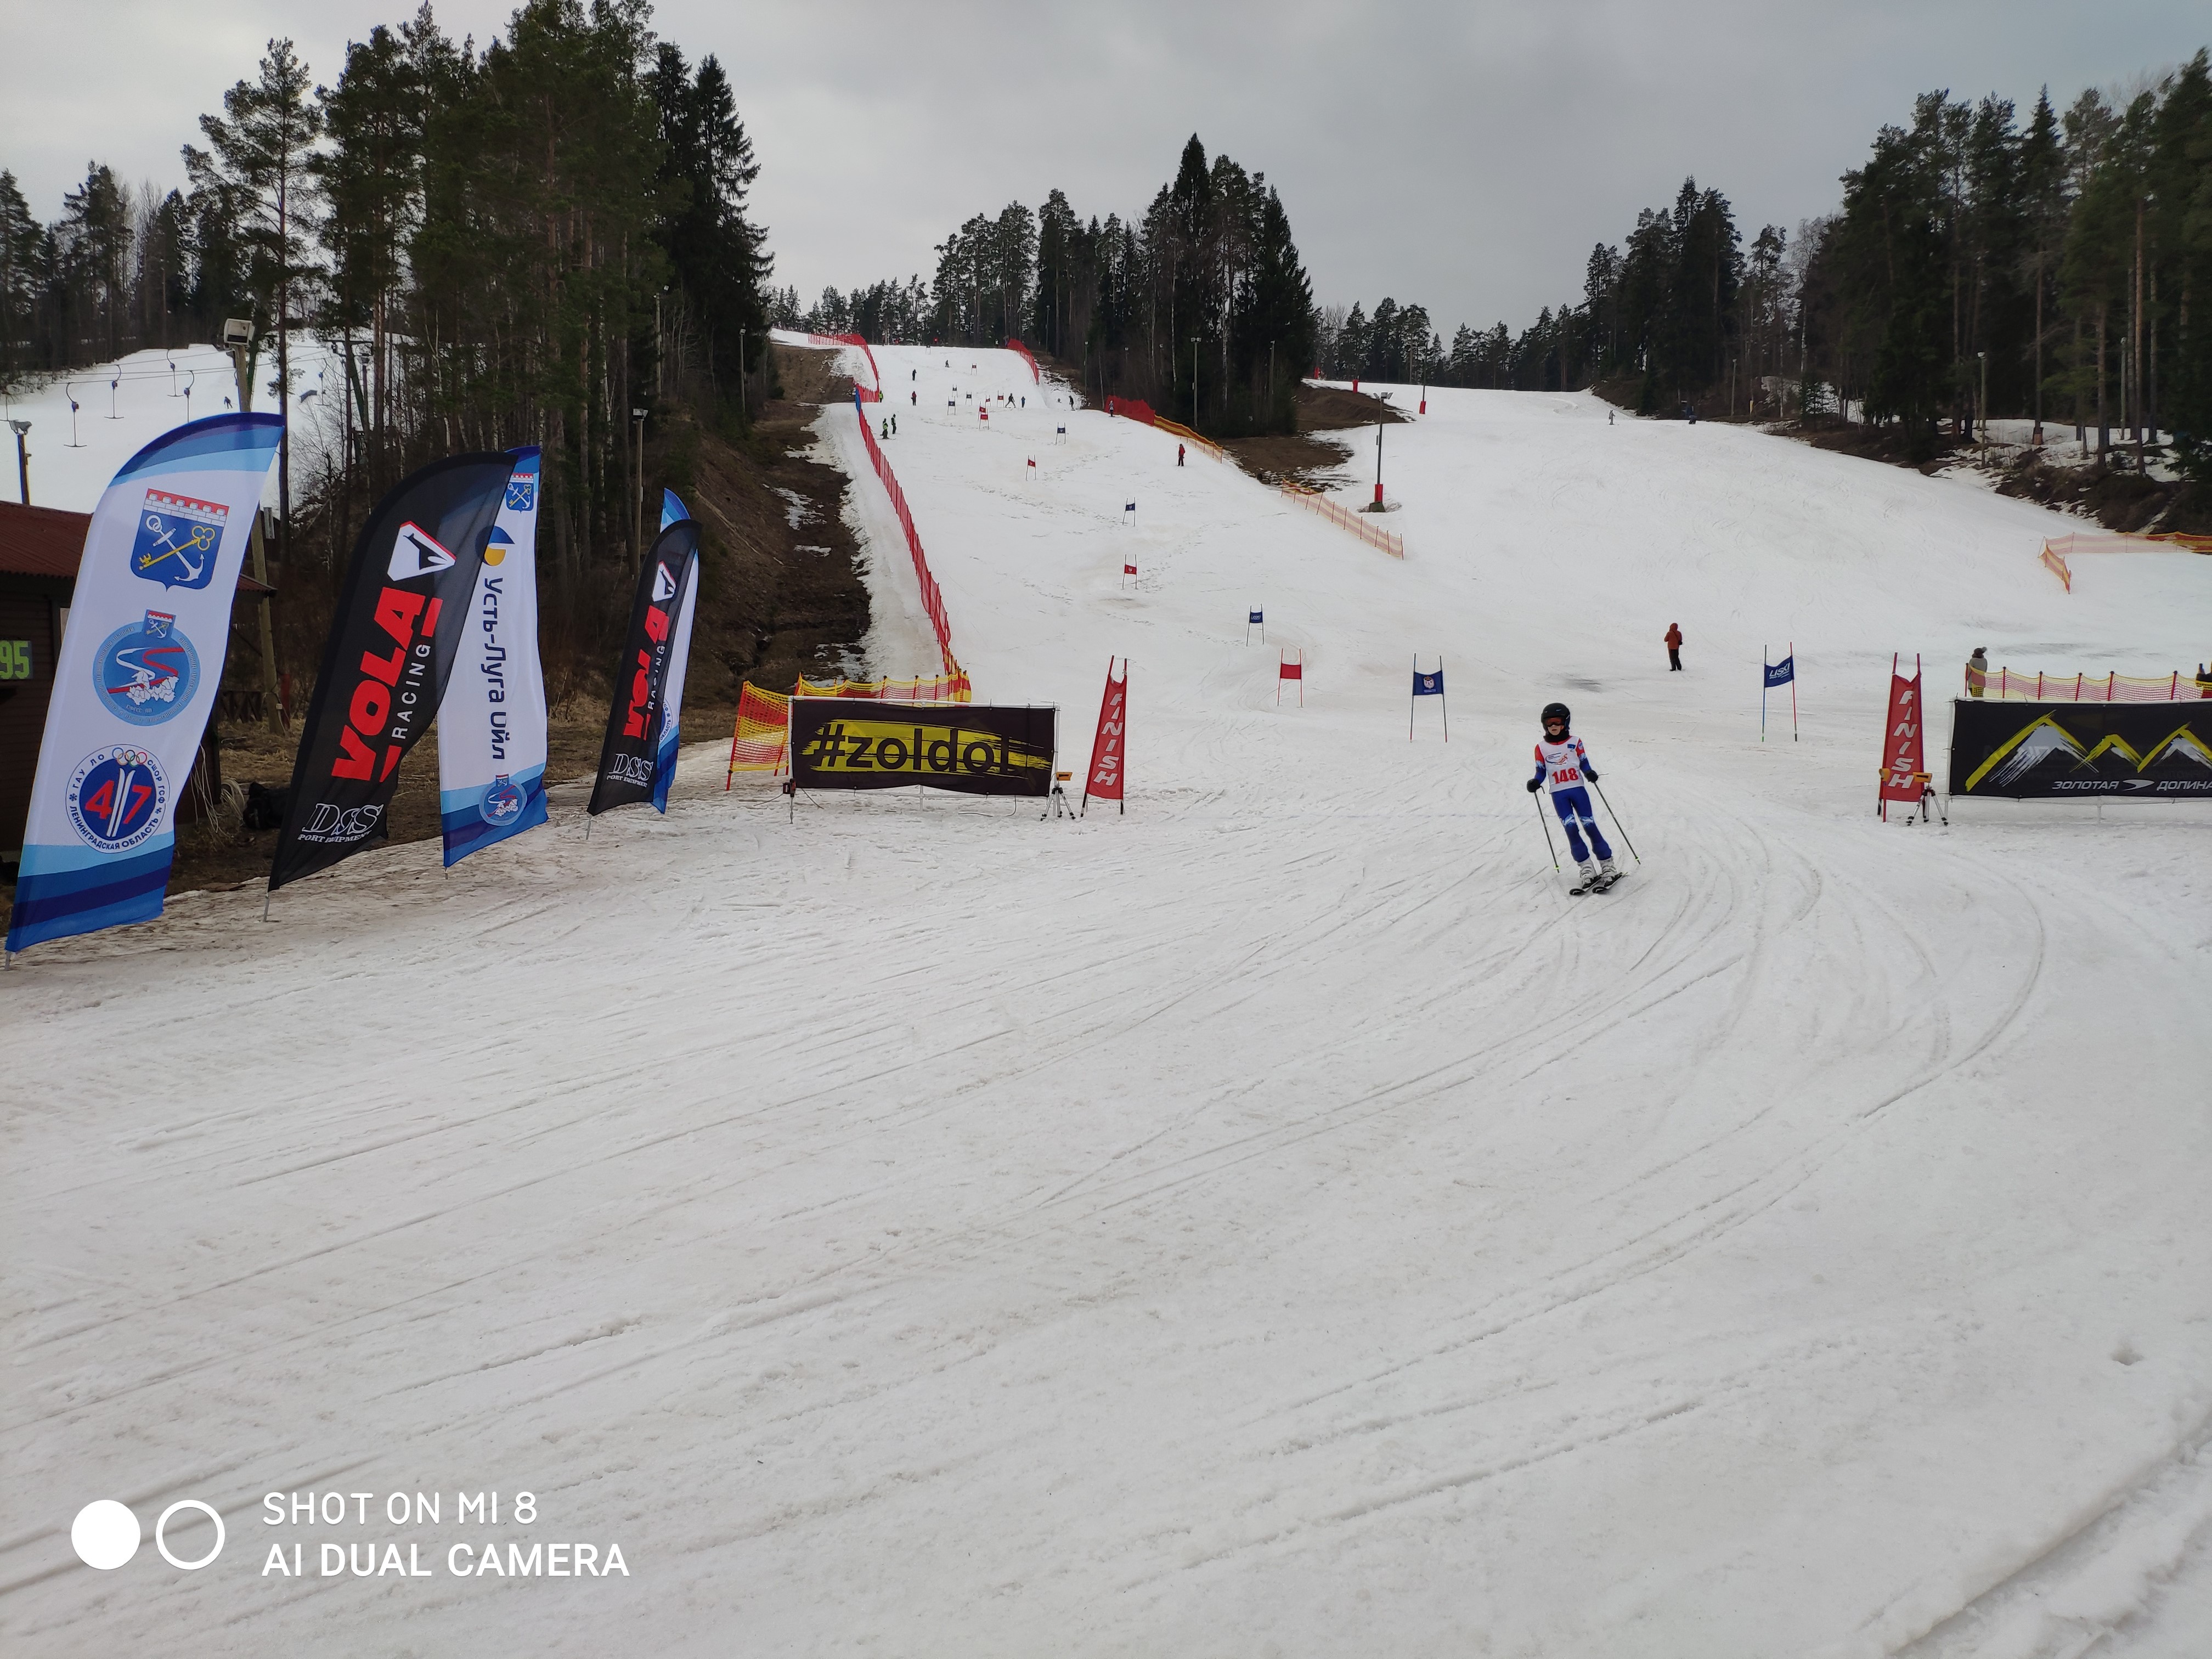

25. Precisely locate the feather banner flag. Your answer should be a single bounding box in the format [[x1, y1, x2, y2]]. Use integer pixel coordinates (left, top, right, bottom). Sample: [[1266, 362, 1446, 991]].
[[7, 414, 282, 951]]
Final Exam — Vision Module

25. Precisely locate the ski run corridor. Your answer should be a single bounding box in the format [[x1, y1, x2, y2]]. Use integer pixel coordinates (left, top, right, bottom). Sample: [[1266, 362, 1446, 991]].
[[6, 344, 2210, 1658]]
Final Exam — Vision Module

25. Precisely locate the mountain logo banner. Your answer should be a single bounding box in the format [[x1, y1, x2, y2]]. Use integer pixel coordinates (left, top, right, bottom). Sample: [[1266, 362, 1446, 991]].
[[1084, 657, 1126, 811], [270, 453, 516, 892], [1950, 701, 2212, 798], [437, 447, 549, 867], [7, 413, 282, 953], [589, 517, 701, 817], [1877, 653, 1925, 818], [790, 701, 1056, 797]]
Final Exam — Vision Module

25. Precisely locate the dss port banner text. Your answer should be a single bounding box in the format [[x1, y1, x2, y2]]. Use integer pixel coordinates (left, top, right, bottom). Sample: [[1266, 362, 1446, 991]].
[[790, 701, 1056, 797], [1949, 699, 2212, 798]]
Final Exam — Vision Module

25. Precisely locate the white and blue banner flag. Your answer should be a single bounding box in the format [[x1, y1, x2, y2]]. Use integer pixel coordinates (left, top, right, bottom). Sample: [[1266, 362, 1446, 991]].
[[437, 447, 549, 866], [1764, 653, 1795, 688], [7, 414, 282, 952], [1413, 668, 1444, 696], [651, 493, 696, 811]]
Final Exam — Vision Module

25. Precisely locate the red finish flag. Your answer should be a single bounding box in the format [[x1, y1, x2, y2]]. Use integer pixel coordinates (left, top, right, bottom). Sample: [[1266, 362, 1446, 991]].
[[1877, 653, 1926, 819], [1083, 656, 1127, 813]]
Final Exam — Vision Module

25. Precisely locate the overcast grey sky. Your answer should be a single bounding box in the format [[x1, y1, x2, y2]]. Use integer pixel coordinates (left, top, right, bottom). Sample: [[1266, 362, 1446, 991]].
[[3, 2, 2205, 339]]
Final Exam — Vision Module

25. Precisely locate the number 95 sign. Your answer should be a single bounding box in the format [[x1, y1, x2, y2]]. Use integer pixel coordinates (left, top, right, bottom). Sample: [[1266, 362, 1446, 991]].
[[0, 639, 31, 680]]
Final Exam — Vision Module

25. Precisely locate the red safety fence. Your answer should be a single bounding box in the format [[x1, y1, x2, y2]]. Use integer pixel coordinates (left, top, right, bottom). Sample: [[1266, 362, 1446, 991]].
[[803, 331, 882, 400], [1977, 667, 2211, 702], [1006, 338, 1040, 382], [1103, 396, 1158, 426], [1278, 481, 1405, 558], [854, 399, 959, 675]]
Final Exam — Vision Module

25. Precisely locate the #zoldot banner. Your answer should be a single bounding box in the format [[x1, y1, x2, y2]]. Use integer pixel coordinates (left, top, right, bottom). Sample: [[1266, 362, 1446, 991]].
[[790, 701, 1056, 797], [589, 517, 701, 817], [270, 453, 517, 891], [1949, 701, 2212, 798], [438, 448, 549, 867], [7, 413, 283, 952]]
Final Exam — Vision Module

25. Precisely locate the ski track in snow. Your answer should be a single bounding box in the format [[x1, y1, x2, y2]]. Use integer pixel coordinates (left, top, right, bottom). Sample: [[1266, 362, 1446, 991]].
[[4, 354, 2209, 1656]]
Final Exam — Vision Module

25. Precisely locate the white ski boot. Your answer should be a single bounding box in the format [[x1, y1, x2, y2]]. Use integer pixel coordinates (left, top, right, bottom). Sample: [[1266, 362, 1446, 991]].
[[1569, 860, 1599, 896], [1592, 857, 1623, 893]]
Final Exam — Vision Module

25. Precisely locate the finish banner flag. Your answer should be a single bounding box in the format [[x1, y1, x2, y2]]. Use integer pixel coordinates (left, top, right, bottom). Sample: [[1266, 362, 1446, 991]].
[[7, 413, 282, 951], [272, 453, 516, 891], [1084, 656, 1127, 810], [1949, 700, 2212, 798], [1877, 654, 1926, 814], [790, 700, 1056, 797], [437, 447, 548, 867], [589, 518, 701, 816]]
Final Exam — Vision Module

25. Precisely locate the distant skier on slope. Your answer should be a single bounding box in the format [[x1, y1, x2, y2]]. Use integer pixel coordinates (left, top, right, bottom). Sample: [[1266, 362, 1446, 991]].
[[1527, 703, 1620, 893], [1664, 623, 1684, 671]]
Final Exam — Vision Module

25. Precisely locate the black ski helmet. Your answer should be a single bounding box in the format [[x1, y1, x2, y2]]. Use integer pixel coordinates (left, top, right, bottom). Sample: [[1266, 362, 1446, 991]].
[[1541, 702, 1571, 733]]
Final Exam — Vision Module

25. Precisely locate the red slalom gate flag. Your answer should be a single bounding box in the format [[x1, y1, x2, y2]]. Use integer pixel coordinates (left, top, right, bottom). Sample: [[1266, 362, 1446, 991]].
[[1279, 650, 1304, 705], [1084, 656, 1127, 813], [1877, 653, 1926, 819]]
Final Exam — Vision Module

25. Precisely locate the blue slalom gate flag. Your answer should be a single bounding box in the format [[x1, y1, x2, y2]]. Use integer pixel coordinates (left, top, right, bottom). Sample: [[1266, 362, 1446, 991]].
[[1413, 668, 1444, 696], [1410, 656, 1448, 741], [1249, 610, 1263, 625], [1763, 643, 1798, 741]]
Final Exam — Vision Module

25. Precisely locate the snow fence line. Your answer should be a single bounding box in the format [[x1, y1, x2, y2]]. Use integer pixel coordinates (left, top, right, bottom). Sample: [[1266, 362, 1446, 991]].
[[1978, 667, 2211, 702], [1153, 416, 1224, 463], [1005, 338, 1040, 383], [2040, 529, 2212, 591], [852, 398, 959, 675], [776, 328, 882, 400], [1279, 481, 1406, 558]]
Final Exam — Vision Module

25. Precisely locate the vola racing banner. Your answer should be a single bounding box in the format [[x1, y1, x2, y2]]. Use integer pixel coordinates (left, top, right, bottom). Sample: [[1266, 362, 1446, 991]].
[[1877, 654, 1926, 818], [270, 453, 515, 891], [589, 518, 701, 816], [1949, 700, 2212, 798], [790, 701, 1056, 797], [437, 447, 548, 867], [6, 413, 282, 951], [1082, 656, 1126, 811]]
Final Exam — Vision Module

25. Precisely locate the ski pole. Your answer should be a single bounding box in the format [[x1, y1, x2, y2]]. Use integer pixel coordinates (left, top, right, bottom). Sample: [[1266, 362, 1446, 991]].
[[1590, 780, 1640, 863], [1533, 790, 1559, 871]]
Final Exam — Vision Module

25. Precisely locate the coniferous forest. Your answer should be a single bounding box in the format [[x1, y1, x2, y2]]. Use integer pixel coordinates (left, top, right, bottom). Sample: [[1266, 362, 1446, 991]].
[[778, 135, 1318, 440]]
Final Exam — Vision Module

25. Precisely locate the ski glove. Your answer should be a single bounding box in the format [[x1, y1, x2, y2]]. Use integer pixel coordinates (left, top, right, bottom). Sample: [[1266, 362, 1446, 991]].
[[1584, 768, 1598, 781], [1526, 778, 1541, 793]]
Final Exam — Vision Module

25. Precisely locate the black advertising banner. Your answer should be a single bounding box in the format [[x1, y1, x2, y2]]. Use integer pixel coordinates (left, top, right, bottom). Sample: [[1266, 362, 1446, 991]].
[[1949, 698, 2212, 799], [270, 454, 515, 890], [790, 700, 1056, 797], [588, 521, 700, 816]]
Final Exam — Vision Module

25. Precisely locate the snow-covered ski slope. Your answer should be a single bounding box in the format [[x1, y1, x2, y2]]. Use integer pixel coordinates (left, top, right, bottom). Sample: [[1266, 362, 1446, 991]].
[[5, 348, 2209, 1657]]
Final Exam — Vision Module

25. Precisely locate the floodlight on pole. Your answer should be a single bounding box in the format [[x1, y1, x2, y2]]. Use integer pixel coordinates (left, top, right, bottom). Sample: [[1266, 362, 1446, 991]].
[[66, 383, 83, 447], [8, 419, 30, 505]]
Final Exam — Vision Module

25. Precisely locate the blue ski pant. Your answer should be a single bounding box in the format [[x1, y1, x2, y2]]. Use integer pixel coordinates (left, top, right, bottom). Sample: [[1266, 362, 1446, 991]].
[[1550, 786, 1612, 864]]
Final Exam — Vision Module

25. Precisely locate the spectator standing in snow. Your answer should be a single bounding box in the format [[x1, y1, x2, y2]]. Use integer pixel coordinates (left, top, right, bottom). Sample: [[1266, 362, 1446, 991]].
[[1965, 647, 1989, 698], [1664, 623, 1684, 671], [1177, 443, 1186, 466]]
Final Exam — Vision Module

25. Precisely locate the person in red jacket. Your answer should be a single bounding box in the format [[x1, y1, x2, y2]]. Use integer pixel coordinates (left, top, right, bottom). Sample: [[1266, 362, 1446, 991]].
[[1664, 623, 1683, 671]]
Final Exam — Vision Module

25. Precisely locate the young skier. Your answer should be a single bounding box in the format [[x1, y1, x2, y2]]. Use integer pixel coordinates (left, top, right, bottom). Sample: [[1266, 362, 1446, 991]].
[[1526, 702, 1621, 893]]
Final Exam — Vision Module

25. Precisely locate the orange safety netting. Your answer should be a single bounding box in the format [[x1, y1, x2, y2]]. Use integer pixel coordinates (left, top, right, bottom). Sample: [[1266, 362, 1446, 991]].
[[1154, 416, 1224, 462], [1005, 338, 1040, 382], [2039, 530, 2212, 590], [1279, 481, 1405, 558], [725, 670, 975, 783], [1976, 667, 2211, 702], [853, 403, 959, 674]]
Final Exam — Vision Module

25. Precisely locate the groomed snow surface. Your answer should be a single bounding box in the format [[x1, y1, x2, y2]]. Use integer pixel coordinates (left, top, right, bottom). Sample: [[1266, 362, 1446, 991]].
[[5, 348, 2209, 1656]]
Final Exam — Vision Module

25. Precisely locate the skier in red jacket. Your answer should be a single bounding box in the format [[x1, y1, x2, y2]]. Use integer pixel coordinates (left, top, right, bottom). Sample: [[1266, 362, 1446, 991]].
[[1664, 623, 1683, 671]]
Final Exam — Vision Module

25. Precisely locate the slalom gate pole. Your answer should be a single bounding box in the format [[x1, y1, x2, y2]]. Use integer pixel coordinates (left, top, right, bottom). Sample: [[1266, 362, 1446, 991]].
[[1791, 641, 1798, 741], [1441, 659, 1448, 741], [1534, 791, 1560, 871], [1762, 644, 1768, 742], [1591, 780, 1641, 863], [1409, 654, 1415, 741]]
